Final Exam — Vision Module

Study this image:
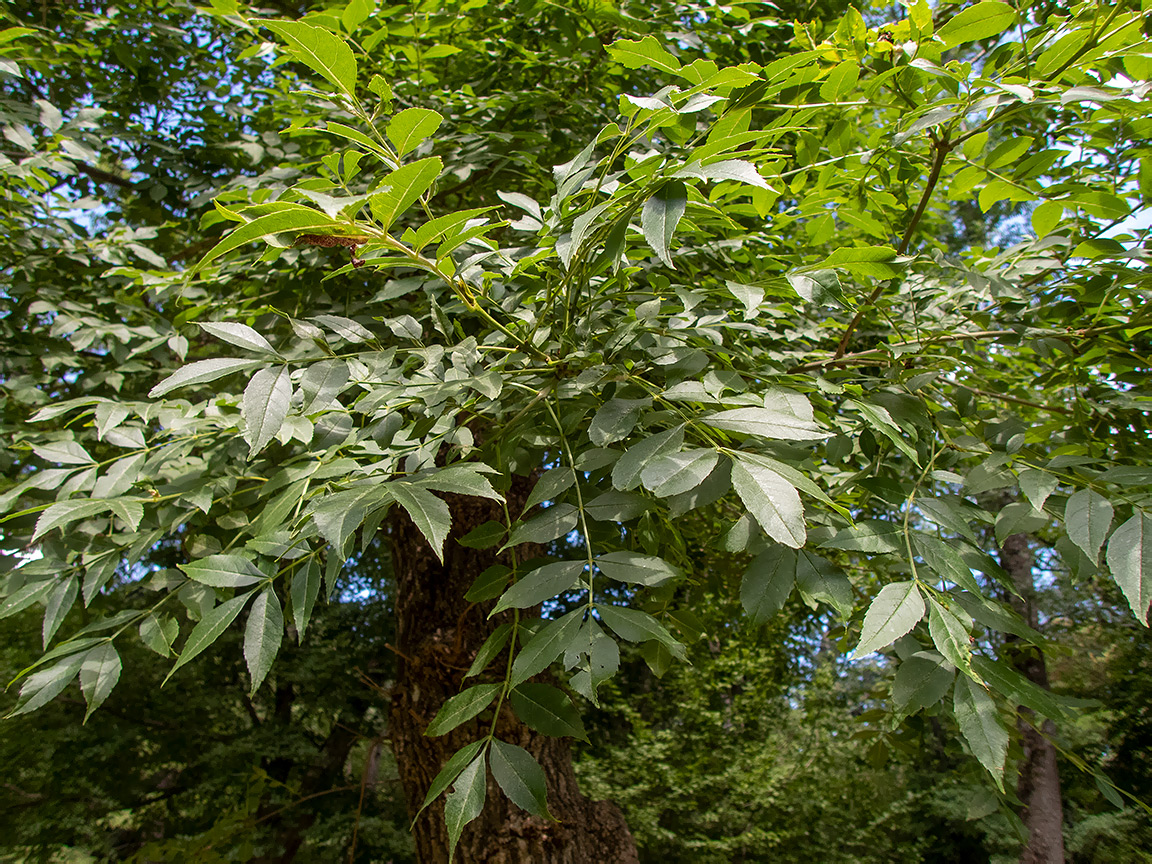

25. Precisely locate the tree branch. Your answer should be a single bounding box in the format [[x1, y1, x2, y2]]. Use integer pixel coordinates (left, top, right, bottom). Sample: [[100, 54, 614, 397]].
[[832, 132, 953, 360]]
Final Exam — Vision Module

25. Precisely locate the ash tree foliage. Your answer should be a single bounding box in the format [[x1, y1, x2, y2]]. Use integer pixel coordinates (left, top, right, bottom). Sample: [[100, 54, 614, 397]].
[[1, 0, 1151, 855]]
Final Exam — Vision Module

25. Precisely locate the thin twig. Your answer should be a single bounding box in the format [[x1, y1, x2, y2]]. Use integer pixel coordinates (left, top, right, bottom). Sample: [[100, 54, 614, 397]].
[[833, 132, 953, 360]]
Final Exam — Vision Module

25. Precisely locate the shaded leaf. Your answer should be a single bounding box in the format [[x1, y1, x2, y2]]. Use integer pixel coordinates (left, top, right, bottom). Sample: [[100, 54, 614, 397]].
[[244, 586, 283, 694], [1105, 512, 1152, 625], [425, 684, 502, 736], [509, 608, 584, 689], [510, 683, 588, 740], [165, 593, 252, 683], [445, 752, 487, 862], [389, 483, 451, 562], [641, 181, 687, 268], [893, 651, 954, 714], [741, 547, 796, 622], [179, 555, 265, 588], [490, 740, 551, 819], [954, 676, 1009, 789], [149, 358, 261, 398], [1065, 489, 1113, 562], [493, 561, 584, 613], [79, 642, 122, 720]]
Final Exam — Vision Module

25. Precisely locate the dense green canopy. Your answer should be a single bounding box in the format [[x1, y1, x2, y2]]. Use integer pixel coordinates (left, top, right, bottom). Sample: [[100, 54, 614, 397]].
[[1, 0, 1150, 860]]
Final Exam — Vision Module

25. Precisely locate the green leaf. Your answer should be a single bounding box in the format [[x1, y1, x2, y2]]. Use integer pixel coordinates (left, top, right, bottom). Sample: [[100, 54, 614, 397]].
[[814, 245, 900, 279], [854, 582, 925, 656], [165, 592, 252, 683], [1065, 489, 1113, 562], [32, 441, 94, 465], [425, 683, 502, 736], [199, 321, 276, 354], [466, 565, 511, 603], [79, 643, 121, 720], [820, 60, 859, 102], [953, 676, 1009, 789], [937, 2, 1015, 48], [490, 740, 551, 819], [641, 181, 688, 268], [290, 559, 321, 639], [705, 406, 827, 441], [180, 555, 265, 588], [244, 586, 283, 694], [459, 520, 506, 550], [927, 597, 972, 671], [1105, 512, 1152, 625], [524, 466, 576, 512], [139, 614, 178, 657], [893, 651, 954, 714], [607, 36, 682, 75], [243, 370, 293, 458], [970, 655, 1079, 722], [786, 269, 843, 305], [413, 465, 503, 501], [0, 578, 55, 620], [954, 592, 1043, 642], [311, 489, 373, 559], [595, 552, 680, 587], [149, 358, 262, 398], [584, 490, 651, 522], [741, 547, 797, 622], [505, 504, 578, 548], [415, 740, 485, 822], [389, 482, 451, 562], [1031, 201, 1063, 237], [42, 575, 78, 647], [596, 605, 686, 660], [6, 652, 85, 718], [190, 207, 340, 276], [694, 160, 767, 188], [589, 398, 650, 447], [465, 623, 513, 678], [729, 455, 806, 548], [510, 683, 588, 740], [911, 534, 981, 593], [823, 520, 903, 554], [509, 608, 584, 689], [493, 561, 583, 613], [445, 752, 487, 862], [32, 500, 113, 542], [369, 157, 442, 230], [388, 107, 443, 157], [300, 360, 350, 413], [636, 448, 716, 498], [263, 19, 358, 95], [795, 551, 854, 620], [1018, 468, 1058, 511]]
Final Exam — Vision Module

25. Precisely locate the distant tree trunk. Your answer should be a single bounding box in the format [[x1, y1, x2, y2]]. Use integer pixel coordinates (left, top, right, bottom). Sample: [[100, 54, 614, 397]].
[[998, 532, 1066, 864], [387, 480, 639, 864]]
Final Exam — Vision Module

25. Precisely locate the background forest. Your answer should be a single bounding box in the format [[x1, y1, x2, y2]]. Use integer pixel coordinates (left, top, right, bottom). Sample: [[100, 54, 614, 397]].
[[1, 0, 1151, 862]]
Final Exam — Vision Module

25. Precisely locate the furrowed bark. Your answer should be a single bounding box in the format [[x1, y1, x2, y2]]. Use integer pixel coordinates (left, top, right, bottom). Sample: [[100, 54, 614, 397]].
[[999, 532, 1066, 864], [387, 478, 639, 864]]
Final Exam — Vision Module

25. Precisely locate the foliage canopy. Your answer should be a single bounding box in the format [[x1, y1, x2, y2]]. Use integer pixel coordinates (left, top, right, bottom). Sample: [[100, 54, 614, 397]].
[[1, 0, 1151, 856]]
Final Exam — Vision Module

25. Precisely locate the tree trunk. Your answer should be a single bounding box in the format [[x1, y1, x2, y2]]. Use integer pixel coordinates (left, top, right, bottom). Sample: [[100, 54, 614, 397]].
[[998, 532, 1066, 864], [387, 480, 639, 864]]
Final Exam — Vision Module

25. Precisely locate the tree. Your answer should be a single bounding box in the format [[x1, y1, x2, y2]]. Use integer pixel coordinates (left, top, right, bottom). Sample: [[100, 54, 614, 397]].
[[2, 0, 1150, 861]]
